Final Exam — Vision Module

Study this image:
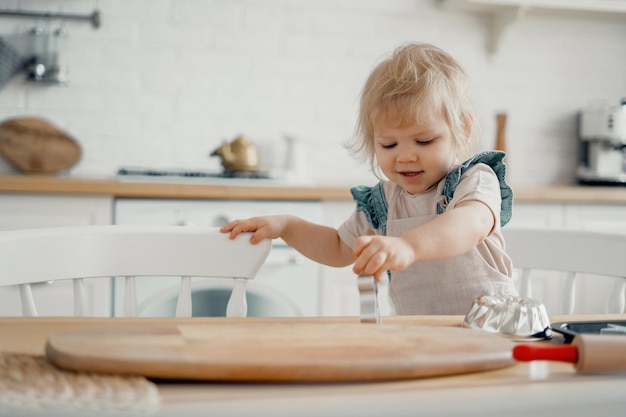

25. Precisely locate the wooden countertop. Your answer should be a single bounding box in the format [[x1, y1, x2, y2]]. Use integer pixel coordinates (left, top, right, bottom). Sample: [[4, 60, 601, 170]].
[[0, 174, 351, 200], [1, 174, 626, 203]]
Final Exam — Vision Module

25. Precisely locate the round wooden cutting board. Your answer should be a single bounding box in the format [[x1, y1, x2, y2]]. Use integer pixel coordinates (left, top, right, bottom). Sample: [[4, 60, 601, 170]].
[[46, 323, 515, 382]]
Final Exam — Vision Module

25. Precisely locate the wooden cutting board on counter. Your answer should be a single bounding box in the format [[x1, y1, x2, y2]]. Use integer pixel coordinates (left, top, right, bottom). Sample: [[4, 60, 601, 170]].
[[46, 322, 515, 382], [0, 117, 81, 173]]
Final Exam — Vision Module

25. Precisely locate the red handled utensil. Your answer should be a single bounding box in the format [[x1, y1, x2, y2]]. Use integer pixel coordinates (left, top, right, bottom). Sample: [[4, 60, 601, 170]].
[[513, 334, 626, 374]]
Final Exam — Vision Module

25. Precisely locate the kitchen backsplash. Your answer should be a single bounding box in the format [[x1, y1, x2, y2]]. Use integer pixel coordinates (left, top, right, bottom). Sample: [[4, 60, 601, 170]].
[[0, 0, 624, 186]]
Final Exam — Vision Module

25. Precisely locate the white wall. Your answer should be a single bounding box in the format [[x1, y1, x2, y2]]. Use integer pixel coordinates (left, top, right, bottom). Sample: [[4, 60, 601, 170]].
[[0, 0, 624, 186]]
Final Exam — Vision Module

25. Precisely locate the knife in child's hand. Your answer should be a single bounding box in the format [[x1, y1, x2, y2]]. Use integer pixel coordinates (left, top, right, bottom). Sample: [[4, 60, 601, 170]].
[[357, 274, 381, 324]]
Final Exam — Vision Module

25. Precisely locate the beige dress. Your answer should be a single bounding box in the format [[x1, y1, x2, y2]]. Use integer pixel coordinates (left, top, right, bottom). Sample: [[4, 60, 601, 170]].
[[337, 154, 518, 315]]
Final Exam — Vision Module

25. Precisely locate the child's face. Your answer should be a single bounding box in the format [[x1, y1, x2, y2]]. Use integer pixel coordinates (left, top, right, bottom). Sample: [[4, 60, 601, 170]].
[[374, 113, 457, 195]]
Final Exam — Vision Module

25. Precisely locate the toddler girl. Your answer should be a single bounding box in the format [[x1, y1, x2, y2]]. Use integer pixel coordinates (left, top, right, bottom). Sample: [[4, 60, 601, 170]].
[[221, 42, 517, 315]]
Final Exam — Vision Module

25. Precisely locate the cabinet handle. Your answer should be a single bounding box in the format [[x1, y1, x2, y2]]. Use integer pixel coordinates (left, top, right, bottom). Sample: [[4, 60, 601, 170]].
[[175, 219, 196, 226]]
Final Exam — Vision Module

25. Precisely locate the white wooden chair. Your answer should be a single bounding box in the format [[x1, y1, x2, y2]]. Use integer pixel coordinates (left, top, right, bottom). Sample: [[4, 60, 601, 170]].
[[0, 225, 271, 317], [502, 228, 626, 314]]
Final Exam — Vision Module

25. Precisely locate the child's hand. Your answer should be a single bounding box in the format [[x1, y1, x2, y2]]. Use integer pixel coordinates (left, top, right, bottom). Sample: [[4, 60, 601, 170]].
[[352, 235, 415, 282], [220, 215, 288, 244]]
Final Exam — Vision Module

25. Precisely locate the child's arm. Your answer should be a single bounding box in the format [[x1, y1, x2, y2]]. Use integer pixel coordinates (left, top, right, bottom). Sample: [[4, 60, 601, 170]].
[[221, 215, 355, 267], [352, 200, 494, 281]]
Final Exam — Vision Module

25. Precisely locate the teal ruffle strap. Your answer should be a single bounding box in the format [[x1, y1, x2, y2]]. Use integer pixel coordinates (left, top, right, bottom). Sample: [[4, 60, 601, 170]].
[[350, 182, 388, 235], [438, 150, 513, 227]]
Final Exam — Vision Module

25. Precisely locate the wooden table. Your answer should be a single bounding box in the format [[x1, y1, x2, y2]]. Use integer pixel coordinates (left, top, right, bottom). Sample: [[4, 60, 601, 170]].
[[2, 314, 626, 417]]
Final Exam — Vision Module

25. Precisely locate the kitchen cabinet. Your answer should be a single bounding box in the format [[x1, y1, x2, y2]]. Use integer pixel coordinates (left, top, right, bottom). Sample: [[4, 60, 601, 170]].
[[439, 0, 626, 55], [564, 204, 626, 234], [511, 201, 626, 232], [0, 194, 112, 230], [509, 201, 626, 314], [507, 202, 565, 229], [440, 0, 626, 14], [0, 194, 113, 316]]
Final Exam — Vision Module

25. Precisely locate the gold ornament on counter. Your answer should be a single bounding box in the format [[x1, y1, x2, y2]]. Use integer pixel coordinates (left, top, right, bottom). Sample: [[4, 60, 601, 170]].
[[210, 135, 260, 173]]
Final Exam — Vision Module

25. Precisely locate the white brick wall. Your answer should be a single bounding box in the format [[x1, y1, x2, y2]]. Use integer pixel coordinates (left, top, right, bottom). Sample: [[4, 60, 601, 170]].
[[0, 0, 624, 186]]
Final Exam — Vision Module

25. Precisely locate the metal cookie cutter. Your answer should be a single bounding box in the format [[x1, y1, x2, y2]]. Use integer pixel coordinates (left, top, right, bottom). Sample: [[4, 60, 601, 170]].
[[357, 274, 381, 324]]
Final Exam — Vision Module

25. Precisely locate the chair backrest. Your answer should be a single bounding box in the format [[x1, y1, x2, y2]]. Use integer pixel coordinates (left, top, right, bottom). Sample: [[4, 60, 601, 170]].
[[0, 225, 271, 317], [502, 228, 626, 314]]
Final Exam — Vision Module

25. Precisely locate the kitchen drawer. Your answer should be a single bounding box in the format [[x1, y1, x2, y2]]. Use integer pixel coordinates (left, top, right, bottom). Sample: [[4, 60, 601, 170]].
[[0, 194, 113, 316]]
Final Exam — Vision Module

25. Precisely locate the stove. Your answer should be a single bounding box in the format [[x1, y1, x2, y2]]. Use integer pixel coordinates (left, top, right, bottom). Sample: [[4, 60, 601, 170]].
[[117, 167, 272, 180]]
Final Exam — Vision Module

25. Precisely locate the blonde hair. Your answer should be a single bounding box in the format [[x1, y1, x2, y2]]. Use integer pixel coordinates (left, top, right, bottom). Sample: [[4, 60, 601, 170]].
[[347, 43, 477, 177]]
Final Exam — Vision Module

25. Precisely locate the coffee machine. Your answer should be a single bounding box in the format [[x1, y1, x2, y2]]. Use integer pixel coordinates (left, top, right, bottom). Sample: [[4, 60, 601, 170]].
[[577, 98, 626, 185]]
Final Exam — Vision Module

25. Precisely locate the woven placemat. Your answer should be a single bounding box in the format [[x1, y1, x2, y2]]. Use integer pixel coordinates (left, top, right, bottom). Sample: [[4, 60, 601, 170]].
[[0, 352, 160, 415]]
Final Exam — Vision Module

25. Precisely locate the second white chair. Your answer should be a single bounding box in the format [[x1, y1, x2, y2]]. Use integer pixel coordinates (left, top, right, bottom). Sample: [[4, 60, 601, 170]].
[[503, 228, 626, 314]]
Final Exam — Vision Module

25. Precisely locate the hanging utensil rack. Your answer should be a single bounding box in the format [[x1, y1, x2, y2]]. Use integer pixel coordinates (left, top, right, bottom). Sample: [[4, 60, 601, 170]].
[[0, 9, 101, 29]]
